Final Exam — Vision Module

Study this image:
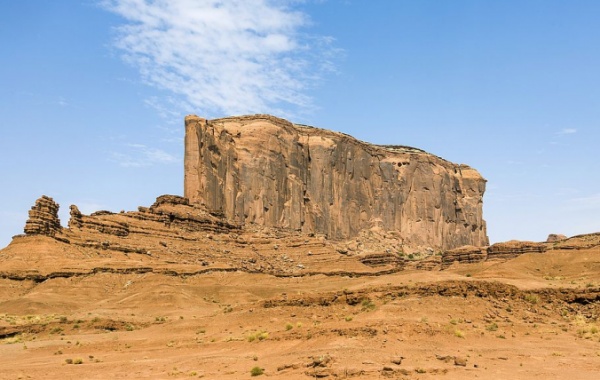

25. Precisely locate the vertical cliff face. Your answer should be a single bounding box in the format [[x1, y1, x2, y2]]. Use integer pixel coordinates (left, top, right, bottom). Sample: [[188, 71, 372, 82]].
[[184, 114, 488, 250]]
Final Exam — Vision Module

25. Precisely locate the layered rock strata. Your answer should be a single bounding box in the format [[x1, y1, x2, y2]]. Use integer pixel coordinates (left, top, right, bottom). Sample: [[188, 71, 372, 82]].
[[184, 114, 488, 251], [441, 241, 548, 269], [24, 196, 61, 237], [441, 245, 488, 269], [487, 241, 547, 261], [7, 195, 406, 278]]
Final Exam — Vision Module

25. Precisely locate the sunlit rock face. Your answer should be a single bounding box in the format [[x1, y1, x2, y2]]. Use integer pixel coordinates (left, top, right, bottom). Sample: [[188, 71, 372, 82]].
[[184, 114, 488, 250]]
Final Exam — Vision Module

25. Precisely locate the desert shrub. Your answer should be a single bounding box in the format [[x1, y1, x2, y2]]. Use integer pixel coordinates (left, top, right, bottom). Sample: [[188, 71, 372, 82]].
[[248, 331, 268, 342], [486, 323, 499, 331], [361, 299, 376, 311], [524, 294, 539, 304], [250, 366, 264, 376]]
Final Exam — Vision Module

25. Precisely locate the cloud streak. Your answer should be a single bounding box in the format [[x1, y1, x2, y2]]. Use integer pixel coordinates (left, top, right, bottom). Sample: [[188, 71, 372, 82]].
[[103, 0, 336, 117], [557, 128, 577, 135], [110, 143, 180, 167]]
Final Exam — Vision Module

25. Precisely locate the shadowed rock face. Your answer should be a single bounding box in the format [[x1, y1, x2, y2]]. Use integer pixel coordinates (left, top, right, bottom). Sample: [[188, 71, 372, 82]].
[[184, 114, 488, 250]]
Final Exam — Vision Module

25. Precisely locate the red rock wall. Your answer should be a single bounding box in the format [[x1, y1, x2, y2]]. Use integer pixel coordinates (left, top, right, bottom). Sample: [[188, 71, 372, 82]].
[[184, 114, 488, 250]]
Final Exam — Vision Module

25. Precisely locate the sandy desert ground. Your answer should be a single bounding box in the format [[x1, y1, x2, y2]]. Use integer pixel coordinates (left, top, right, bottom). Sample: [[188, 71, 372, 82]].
[[1, 232, 599, 379]]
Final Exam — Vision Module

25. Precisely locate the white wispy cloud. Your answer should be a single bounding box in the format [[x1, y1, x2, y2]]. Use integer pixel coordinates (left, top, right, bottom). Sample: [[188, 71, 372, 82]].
[[110, 143, 180, 167], [102, 0, 337, 117], [57, 96, 68, 107], [557, 128, 577, 135]]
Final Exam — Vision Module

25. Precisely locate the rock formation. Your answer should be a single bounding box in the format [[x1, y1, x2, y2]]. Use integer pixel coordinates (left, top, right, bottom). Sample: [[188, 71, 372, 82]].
[[546, 234, 567, 243], [184, 114, 488, 251], [68, 205, 83, 229], [441, 240, 548, 269], [487, 241, 547, 261], [24, 195, 61, 237], [441, 245, 488, 269], [7, 194, 407, 278]]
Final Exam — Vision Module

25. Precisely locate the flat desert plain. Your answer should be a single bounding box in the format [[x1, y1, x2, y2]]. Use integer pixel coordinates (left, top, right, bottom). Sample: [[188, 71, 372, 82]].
[[0, 235, 599, 379]]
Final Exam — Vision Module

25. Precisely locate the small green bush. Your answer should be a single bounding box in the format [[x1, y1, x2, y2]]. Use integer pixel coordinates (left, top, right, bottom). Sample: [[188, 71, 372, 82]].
[[524, 294, 539, 304], [486, 323, 499, 331], [250, 366, 264, 376], [361, 299, 376, 311]]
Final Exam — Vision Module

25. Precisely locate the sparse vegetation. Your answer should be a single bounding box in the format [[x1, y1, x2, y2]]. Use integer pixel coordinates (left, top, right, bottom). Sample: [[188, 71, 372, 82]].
[[486, 323, 499, 331], [248, 331, 268, 342], [285, 322, 293, 331], [250, 366, 264, 376], [361, 299, 376, 311], [524, 294, 539, 304]]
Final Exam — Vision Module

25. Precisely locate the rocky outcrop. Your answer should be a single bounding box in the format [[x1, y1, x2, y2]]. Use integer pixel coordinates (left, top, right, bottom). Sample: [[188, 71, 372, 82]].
[[184, 114, 488, 251], [68, 205, 83, 229], [24, 196, 61, 237], [65, 194, 238, 239], [359, 253, 404, 269], [441, 245, 488, 269], [9, 194, 413, 278], [550, 232, 600, 250], [441, 241, 548, 268], [415, 255, 442, 271], [487, 241, 547, 261], [546, 234, 567, 243]]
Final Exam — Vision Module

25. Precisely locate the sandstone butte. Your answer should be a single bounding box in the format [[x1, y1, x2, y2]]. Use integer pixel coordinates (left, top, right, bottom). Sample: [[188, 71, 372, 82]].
[[184, 114, 488, 251], [2, 114, 600, 380], [2, 114, 555, 275]]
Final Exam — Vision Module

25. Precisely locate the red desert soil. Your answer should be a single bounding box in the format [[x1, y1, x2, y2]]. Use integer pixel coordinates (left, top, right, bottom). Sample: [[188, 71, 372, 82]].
[[1, 233, 599, 380]]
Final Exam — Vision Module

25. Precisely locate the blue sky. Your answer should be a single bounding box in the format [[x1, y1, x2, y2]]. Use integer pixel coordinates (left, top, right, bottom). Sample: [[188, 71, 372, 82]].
[[1, 0, 599, 248]]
